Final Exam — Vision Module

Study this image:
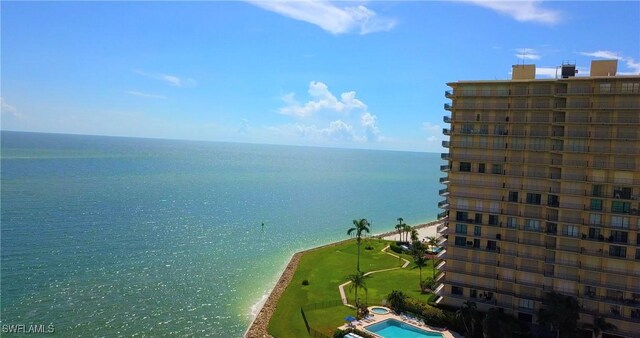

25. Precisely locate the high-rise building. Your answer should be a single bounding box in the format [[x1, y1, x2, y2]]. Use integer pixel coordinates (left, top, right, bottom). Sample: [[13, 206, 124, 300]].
[[437, 60, 640, 337]]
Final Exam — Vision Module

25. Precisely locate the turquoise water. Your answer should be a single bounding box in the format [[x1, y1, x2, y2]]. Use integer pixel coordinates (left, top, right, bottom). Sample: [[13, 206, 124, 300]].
[[1, 131, 441, 337], [365, 319, 443, 338]]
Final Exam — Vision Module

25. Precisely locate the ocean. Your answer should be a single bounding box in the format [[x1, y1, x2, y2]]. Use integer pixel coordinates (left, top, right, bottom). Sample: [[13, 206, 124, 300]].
[[0, 131, 442, 337]]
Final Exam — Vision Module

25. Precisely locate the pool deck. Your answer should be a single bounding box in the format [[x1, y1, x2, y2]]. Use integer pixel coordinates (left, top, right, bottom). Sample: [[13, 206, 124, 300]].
[[338, 306, 463, 338]]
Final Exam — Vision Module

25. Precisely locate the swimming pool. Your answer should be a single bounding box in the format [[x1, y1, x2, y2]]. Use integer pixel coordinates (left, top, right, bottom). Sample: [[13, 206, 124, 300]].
[[365, 318, 443, 338], [370, 307, 390, 315]]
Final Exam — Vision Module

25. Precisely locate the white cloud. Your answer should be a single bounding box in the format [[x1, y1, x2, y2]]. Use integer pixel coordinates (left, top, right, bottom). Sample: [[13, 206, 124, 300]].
[[126, 91, 166, 99], [279, 81, 367, 118], [361, 112, 380, 141], [580, 50, 640, 75], [515, 48, 541, 60], [422, 122, 444, 143], [535, 67, 560, 78], [246, 0, 395, 35], [463, 1, 560, 24], [133, 70, 196, 87], [238, 119, 250, 134], [275, 81, 386, 144], [0, 98, 21, 118]]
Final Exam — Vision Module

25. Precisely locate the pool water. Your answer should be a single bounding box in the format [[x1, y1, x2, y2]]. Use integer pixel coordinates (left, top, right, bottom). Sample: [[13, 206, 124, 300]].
[[370, 307, 390, 315], [365, 319, 443, 338]]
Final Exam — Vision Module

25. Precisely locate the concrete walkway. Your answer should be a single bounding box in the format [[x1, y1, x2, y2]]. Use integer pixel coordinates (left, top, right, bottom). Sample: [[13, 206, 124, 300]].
[[338, 245, 410, 307]]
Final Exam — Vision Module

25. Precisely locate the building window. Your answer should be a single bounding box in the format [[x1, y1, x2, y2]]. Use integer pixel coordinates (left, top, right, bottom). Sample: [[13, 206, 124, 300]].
[[588, 227, 601, 240], [456, 211, 469, 221], [486, 240, 497, 251], [519, 298, 534, 310], [475, 213, 483, 224], [474, 226, 481, 236], [610, 305, 621, 316], [547, 195, 559, 207], [610, 230, 628, 244], [491, 164, 503, 175], [507, 217, 517, 228], [473, 239, 480, 248], [452, 286, 463, 295], [478, 163, 485, 173], [488, 215, 499, 226], [563, 225, 579, 237], [609, 245, 626, 258], [636, 249, 640, 260], [611, 201, 631, 214], [621, 82, 640, 93], [525, 219, 540, 231], [584, 286, 597, 297], [589, 213, 602, 225], [455, 236, 466, 246], [508, 191, 518, 202], [546, 222, 557, 235], [592, 184, 603, 197], [460, 162, 471, 172], [613, 187, 632, 199], [590, 199, 603, 211], [470, 289, 477, 298], [632, 309, 640, 319], [526, 193, 541, 205], [455, 224, 468, 234], [611, 216, 629, 228], [599, 83, 611, 93]]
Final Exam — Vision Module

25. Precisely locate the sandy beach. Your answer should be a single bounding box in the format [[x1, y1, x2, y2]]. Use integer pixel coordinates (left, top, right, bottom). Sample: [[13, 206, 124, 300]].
[[244, 220, 443, 337]]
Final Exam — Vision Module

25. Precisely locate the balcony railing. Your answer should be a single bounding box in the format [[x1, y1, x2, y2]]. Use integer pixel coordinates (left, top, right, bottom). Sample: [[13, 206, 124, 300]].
[[441, 153, 450, 160], [444, 104, 452, 111], [440, 164, 450, 172], [442, 128, 451, 135], [442, 140, 450, 148], [445, 90, 453, 97]]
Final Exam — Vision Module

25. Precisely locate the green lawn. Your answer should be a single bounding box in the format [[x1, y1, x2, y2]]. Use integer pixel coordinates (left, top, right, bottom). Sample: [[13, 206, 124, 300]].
[[267, 238, 436, 337]]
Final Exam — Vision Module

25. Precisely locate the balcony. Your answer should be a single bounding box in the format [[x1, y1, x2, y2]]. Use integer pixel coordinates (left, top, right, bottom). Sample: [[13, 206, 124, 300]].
[[442, 140, 450, 148], [444, 104, 453, 111], [440, 164, 450, 172], [438, 200, 449, 209], [439, 176, 450, 184], [437, 211, 448, 219], [445, 90, 453, 97], [443, 115, 451, 123], [441, 153, 450, 160], [439, 188, 449, 196], [443, 128, 451, 136]]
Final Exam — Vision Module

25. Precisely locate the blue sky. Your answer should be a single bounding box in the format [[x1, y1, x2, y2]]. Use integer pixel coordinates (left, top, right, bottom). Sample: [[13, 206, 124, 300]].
[[2, 1, 639, 153]]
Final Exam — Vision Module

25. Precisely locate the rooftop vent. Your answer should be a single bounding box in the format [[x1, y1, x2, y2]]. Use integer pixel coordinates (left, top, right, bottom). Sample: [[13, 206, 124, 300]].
[[561, 62, 577, 79]]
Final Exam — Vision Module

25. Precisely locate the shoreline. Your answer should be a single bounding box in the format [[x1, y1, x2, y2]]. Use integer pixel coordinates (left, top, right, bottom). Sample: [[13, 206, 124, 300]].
[[243, 219, 442, 337]]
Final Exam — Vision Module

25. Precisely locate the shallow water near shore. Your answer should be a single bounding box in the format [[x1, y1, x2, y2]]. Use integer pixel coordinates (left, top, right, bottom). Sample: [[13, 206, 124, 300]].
[[1, 131, 441, 337]]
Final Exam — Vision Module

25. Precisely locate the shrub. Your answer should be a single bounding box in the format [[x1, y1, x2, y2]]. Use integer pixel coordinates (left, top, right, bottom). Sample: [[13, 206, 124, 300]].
[[389, 243, 403, 254], [302, 279, 309, 286], [332, 329, 347, 338]]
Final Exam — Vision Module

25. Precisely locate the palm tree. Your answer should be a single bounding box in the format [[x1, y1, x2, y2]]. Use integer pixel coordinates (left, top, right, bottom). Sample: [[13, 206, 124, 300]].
[[348, 271, 368, 307], [537, 291, 580, 338], [395, 218, 404, 241], [403, 224, 411, 243], [347, 218, 370, 272], [410, 228, 419, 243], [583, 315, 617, 338], [483, 308, 521, 338], [413, 255, 428, 292], [387, 290, 406, 311], [426, 236, 439, 278], [456, 300, 477, 337]]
